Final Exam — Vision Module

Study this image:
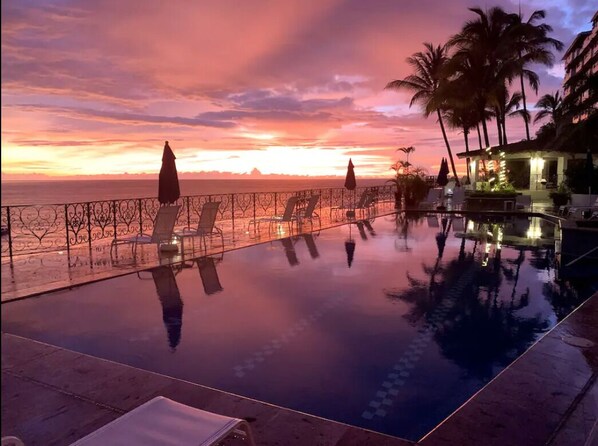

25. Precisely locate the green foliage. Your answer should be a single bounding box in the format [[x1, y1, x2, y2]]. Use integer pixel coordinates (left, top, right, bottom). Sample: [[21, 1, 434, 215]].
[[564, 162, 598, 194]]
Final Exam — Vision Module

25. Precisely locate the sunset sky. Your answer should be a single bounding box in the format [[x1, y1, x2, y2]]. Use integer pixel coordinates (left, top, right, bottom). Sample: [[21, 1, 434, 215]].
[[1, 0, 595, 180]]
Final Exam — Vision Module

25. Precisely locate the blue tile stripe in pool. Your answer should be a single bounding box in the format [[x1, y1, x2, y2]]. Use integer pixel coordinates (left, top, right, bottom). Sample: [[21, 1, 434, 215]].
[[233, 294, 346, 378], [362, 264, 478, 420]]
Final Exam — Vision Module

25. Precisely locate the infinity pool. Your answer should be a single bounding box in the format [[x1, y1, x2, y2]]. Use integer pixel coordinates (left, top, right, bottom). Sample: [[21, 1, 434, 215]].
[[3, 213, 596, 441]]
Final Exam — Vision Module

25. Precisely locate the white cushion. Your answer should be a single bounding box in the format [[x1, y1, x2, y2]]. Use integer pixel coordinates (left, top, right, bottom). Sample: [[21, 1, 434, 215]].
[[71, 397, 246, 446]]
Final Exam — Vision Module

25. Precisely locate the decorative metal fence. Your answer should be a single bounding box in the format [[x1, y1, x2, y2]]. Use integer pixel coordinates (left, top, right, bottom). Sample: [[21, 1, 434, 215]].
[[0, 185, 394, 258]]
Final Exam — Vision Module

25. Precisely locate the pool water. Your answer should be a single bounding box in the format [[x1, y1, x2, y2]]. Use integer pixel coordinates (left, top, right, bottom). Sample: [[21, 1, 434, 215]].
[[3, 213, 596, 441]]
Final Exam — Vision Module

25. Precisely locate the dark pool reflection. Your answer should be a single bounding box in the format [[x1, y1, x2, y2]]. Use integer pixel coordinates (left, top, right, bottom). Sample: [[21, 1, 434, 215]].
[[2, 213, 596, 441]]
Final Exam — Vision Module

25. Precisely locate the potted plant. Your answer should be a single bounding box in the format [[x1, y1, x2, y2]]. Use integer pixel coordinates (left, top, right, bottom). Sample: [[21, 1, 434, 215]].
[[387, 147, 428, 209], [549, 183, 570, 207]]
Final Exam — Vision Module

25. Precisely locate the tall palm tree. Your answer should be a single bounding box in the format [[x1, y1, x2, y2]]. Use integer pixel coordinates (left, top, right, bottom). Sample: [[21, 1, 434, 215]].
[[509, 9, 563, 140], [386, 43, 460, 186], [491, 85, 523, 145], [444, 104, 477, 184], [448, 7, 522, 148]]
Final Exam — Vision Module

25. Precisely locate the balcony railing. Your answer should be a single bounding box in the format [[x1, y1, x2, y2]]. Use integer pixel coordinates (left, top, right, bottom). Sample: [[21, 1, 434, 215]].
[[0, 185, 394, 258]]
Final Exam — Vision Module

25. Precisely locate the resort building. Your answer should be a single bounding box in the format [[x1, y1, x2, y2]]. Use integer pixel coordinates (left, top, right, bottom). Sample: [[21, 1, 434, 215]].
[[457, 140, 594, 200], [562, 10, 598, 121]]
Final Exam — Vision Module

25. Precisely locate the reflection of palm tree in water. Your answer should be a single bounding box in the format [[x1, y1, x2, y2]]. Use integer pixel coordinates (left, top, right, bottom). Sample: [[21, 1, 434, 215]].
[[151, 266, 184, 352], [385, 228, 549, 380]]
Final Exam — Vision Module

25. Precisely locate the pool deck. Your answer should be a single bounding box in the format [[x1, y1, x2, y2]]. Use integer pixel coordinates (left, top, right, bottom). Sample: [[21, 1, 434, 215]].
[[2, 202, 596, 445]]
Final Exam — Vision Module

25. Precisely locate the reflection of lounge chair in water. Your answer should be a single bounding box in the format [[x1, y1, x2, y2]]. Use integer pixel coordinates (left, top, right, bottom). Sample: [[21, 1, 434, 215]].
[[149, 266, 183, 351], [280, 237, 299, 266], [362, 219, 376, 236], [302, 233, 320, 259], [196, 256, 224, 295], [356, 221, 368, 240]]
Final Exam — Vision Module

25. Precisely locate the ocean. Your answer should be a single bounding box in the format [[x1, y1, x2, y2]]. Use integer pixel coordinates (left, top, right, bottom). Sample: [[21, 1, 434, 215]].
[[1, 178, 389, 206]]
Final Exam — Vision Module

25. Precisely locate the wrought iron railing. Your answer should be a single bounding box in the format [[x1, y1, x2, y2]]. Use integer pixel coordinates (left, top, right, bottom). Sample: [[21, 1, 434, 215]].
[[0, 185, 394, 258]]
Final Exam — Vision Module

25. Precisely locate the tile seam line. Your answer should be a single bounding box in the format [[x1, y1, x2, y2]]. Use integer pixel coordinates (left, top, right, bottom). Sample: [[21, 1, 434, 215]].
[[2, 368, 126, 415], [545, 371, 597, 446]]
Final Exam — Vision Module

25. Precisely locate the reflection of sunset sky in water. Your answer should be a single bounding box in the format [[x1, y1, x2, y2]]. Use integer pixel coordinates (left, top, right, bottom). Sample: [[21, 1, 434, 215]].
[[2, 214, 595, 441]]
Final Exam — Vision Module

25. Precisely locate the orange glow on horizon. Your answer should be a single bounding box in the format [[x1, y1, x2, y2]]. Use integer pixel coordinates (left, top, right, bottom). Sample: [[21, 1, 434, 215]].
[[1, 1, 570, 180]]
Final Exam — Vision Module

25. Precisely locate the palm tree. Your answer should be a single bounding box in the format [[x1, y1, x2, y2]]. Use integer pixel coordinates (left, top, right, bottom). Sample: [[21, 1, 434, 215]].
[[534, 91, 564, 125], [396, 146, 416, 164], [491, 86, 524, 145], [448, 7, 522, 148], [509, 9, 563, 140], [386, 43, 460, 186], [444, 104, 477, 184]]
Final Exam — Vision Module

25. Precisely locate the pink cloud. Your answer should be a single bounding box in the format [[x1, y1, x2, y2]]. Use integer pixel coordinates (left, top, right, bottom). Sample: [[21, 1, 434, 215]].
[[1, 0, 587, 178]]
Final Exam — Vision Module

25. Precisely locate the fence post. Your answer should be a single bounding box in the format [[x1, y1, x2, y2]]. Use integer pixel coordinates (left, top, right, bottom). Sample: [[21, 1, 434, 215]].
[[231, 193, 235, 241], [186, 196, 191, 229], [87, 203, 92, 250], [112, 201, 117, 242], [64, 204, 70, 254], [138, 199, 143, 234], [274, 192, 278, 215], [6, 207, 13, 259], [252, 193, 256, 223]]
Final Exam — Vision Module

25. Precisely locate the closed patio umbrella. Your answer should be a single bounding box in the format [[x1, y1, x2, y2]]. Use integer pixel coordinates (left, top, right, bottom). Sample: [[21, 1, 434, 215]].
[[437, 158, 449, 187], [159, 141, 181, 205], [437, 158, 449, 209], [344, 158, 357, 217], [344, 158, 357, 191]]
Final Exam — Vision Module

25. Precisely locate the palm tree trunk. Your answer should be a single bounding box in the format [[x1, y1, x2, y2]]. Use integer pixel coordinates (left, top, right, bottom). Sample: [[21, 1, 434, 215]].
[[496, 114, 503, 146], [463, 128, 471, 184], [476, 124, 483, 149], [436, 109, 460, 187], [520, 73, 530, 140], [502, 111, 508, 145], [481, 118, 490, 148]]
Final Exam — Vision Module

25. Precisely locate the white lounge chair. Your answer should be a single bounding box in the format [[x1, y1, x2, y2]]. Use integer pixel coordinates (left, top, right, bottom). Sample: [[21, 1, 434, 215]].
[[70, 396, 255, 446], [175, 202, 223, 254], [565, 197, 598, 219], [249, 196, 299, 234], [110, 205, 180, 258], [330, 191, 373, 220], [296, 194, 320, 227], [1, 437, 24, 446]]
